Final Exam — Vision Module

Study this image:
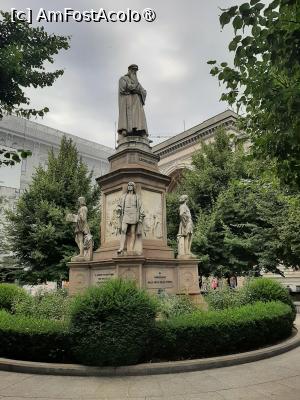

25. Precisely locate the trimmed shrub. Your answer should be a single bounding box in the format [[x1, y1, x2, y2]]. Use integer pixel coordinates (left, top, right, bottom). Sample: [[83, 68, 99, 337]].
[[158, 293, 197, 319], [0, 283, 28, 313], [70, 279, 158, 366], [205, 285, 242, 310], [13, 289, 72, 321], [0, 310, 71, 362], [241, 278, 296, 317], [148, 301, 294, 361], [205, 278, 296, 318]]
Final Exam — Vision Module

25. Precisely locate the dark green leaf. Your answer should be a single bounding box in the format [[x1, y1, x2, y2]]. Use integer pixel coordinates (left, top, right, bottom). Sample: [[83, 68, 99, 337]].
[[233, 16, 243, 30], [220, 12, 232, 27], [254, 3, 265, 11]]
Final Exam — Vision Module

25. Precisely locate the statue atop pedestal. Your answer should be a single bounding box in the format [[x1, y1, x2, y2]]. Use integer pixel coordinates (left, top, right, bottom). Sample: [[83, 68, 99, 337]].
[[67, 66, 200, 298], [66, 196, 93, 261], [116, 181, 145, 255], [117, 64, 148, 144], [177, 195, 196, 259]]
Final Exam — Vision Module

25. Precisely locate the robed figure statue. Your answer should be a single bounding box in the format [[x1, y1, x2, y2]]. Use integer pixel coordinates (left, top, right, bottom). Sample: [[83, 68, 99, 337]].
[[117, 64, 148, 140], [177, 194, 195, 258], [66, 196, 93, 261]]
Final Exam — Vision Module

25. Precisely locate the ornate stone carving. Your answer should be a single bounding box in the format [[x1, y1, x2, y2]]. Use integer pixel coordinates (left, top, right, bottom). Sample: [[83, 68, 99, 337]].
[[105, 190, 122, 241], [66, 196, 93, 261], [141, 189, 163, 240]]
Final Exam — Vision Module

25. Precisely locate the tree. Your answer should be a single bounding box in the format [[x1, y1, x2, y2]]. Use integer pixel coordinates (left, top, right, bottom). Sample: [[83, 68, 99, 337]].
[[0, 11, 70, 167], [166, 130, 249, 248], [193, 179, 291, 277], [0, 11, 70, 119], [0, 148, 31, 167], [166, 130, 300, 278], [0, 196, 21, 282], [208, 0, 300, 188], [6, 137, 100, 283], [180, 130, 248, 212], [279, 195, 300, 268]]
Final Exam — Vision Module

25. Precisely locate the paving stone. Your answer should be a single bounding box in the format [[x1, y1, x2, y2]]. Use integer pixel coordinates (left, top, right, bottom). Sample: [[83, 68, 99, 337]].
[[1, 335, 300, 400], [281, 374, 300, 390], [216, 386, 271, 400], [0, 371, 32, 390]]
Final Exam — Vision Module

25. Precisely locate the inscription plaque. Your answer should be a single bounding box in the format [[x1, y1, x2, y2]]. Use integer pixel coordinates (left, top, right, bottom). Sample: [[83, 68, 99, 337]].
[[146, 270, 174, 289], [92, 269, 116, 284]]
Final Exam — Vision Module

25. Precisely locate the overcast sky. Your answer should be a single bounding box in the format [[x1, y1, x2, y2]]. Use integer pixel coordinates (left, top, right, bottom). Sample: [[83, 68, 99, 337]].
[[1, 0, 246, 149]]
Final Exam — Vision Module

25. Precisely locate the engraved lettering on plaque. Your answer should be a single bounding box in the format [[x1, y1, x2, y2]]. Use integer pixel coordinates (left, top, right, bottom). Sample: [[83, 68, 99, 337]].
[[93, 270, 116, 284], [146, 270, 174, 289]]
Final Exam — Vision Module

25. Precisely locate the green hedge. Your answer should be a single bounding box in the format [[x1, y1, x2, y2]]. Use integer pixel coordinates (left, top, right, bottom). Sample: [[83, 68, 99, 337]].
[[0, 310, 71, 362], [243, 278, 296, 318], [13, 289, 72, 321], [0, 288, 295, 365], [0, 283, 28, 312], [70, 279, 157, 366], [205, 278, 297, 319], [147, 301, 294, 361]]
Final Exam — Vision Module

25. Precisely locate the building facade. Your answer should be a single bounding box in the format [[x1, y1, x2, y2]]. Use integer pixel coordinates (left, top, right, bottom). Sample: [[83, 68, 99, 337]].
[[153, 110, 239, 191], [0, 116, 114, 267], [0, 115, 114, 191]]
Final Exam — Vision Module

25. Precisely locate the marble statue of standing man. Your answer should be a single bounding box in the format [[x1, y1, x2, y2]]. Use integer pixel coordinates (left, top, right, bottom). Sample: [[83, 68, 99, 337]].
[[118, 64, 148, 139], [116, 182, 145, 255], [177, 194, 195, 258], [66, 196, 93, 261]]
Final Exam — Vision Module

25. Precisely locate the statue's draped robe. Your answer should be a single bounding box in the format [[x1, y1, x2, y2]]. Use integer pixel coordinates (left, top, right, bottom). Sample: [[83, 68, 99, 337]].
[[75, 205, 92, 250], [118, 75, 148, 135], [75, 206, 90, 235], [178, 204, 193, 236]]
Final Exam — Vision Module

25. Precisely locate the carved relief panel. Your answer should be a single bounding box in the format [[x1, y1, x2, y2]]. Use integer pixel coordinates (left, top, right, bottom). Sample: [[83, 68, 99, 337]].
[[104, 189, 122, 242], [141, 189, 163, 240]]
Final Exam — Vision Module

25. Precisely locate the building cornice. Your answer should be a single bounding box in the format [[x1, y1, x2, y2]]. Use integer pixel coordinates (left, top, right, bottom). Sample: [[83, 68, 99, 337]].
[[153, 110, 239, 159]]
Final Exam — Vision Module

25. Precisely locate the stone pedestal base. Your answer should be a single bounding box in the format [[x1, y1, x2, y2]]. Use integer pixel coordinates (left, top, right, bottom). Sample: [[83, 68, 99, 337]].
[[68, 136, 200, 297], [68, 257, 200, 296]]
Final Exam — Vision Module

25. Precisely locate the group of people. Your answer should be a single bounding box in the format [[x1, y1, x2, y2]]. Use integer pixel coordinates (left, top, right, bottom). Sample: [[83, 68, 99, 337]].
[[200, 276, 238, 291]]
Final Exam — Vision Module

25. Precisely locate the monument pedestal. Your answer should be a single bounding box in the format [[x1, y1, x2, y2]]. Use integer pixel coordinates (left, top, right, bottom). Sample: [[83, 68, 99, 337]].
[[68, 257, 199, 296], [68, 135, 200, 297]]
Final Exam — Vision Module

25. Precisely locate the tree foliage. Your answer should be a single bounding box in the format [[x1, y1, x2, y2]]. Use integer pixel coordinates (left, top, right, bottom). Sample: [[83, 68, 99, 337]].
[[0, 148, 31, 167], [166, 130, 300, 277], [6, 137, 100, 283], [0, 11, 70, 119], [194, 179, 292, 277], [0, 11, 70, 167], [180, 130, 248, 213], [208, 0, 300, 188], [166, 130, 249, 247]]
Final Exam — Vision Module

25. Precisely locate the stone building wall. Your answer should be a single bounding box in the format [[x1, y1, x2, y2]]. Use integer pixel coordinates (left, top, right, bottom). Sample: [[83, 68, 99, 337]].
[[153, 110, 240, 191], [0, 115, 114, 191]]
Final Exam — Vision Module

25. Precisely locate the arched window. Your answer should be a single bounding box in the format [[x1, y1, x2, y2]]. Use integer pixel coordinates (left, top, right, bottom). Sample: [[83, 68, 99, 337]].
[[167, 169, 185, 193]]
